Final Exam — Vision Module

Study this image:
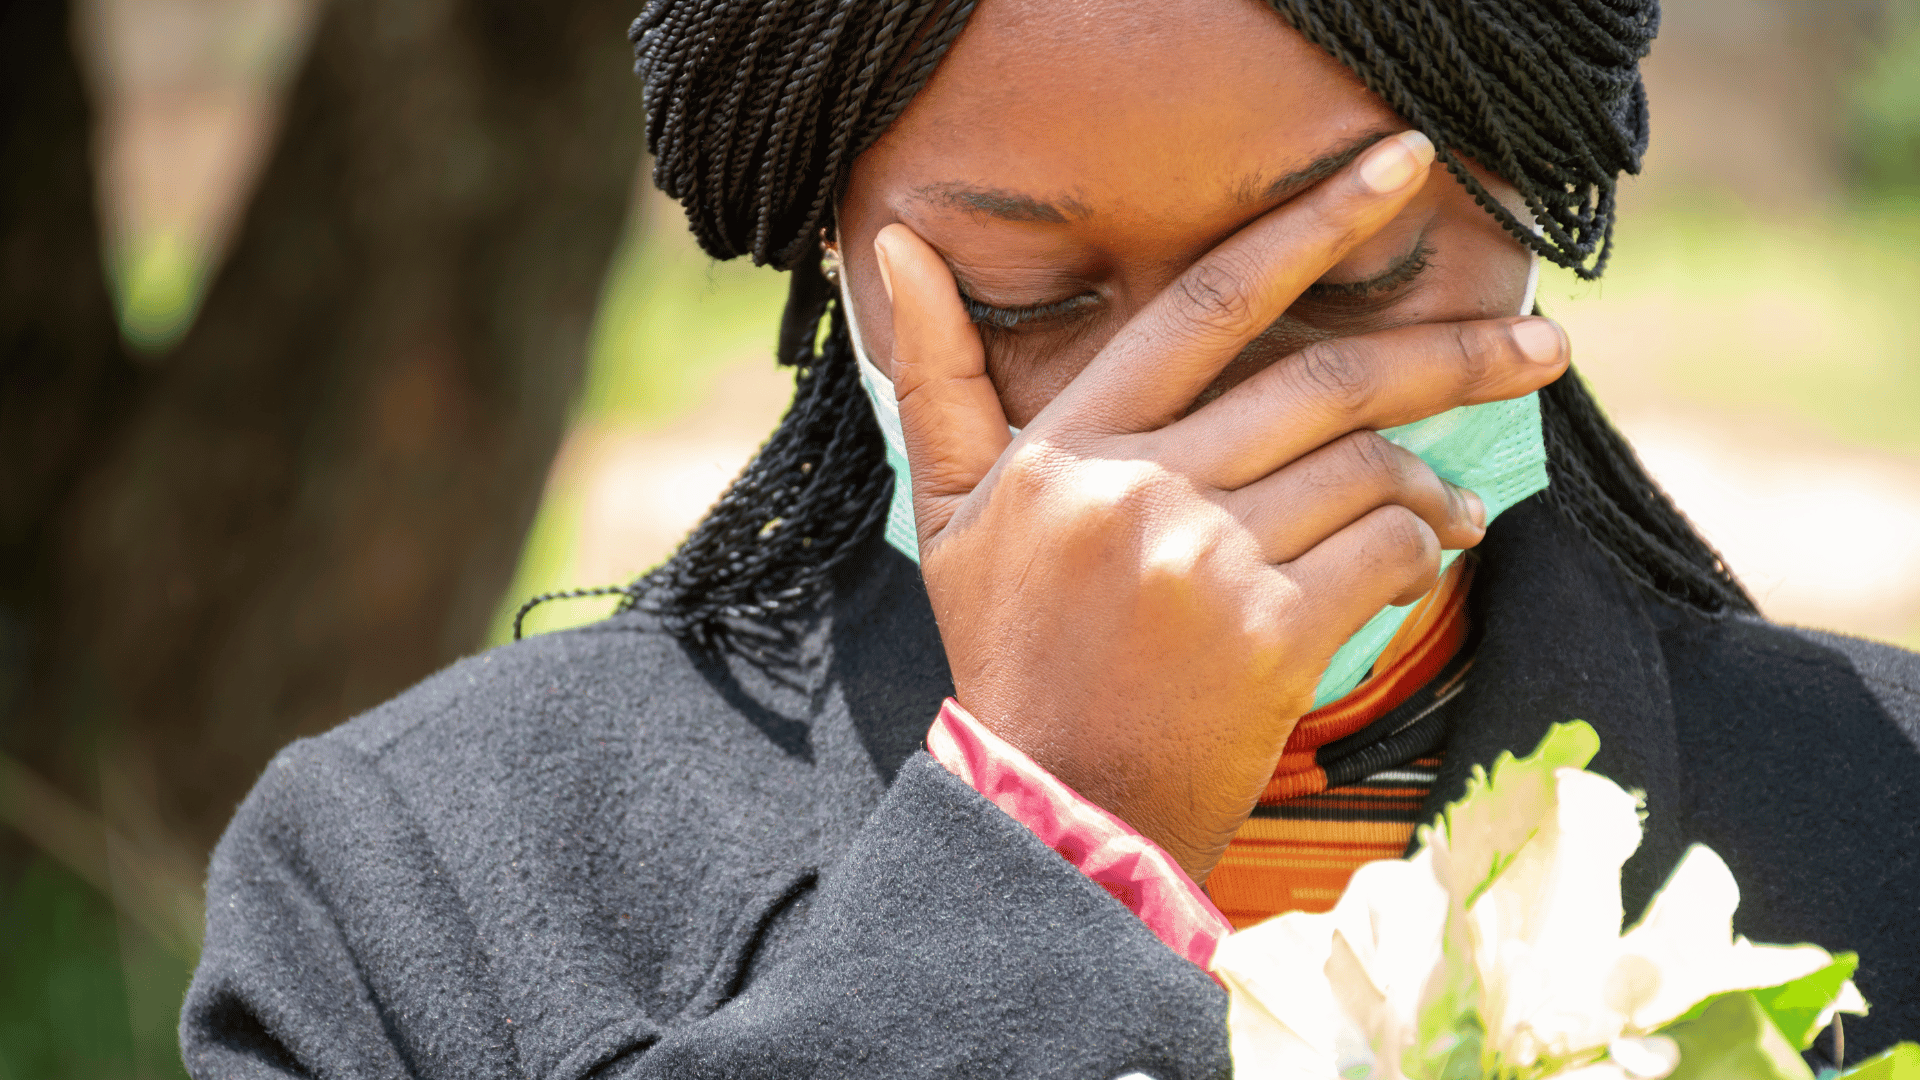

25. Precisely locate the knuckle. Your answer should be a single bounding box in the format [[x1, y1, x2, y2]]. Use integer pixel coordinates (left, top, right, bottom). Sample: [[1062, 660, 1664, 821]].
[[1447, 321, 1503, 386], [915, 460, 983, 501], [1373, 504, 1438, 566], [1063, 458, 1168, 528], [1140, 517, 1222, 587], [1342, 430, 1403, 481], [1172, 259, 1257, 336], [999, 442, 1058, 501], [1241, 605, 1292, 659], [1295, 339, 1377, 414]]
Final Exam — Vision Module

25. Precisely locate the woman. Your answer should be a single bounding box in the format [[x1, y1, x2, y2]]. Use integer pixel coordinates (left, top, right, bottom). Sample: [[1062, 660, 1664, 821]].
[[182, 1, 1920, 1076]]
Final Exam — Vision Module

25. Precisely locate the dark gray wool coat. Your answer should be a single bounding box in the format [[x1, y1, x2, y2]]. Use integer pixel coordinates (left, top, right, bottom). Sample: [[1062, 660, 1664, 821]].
[[180, 497, 1920, 1080]]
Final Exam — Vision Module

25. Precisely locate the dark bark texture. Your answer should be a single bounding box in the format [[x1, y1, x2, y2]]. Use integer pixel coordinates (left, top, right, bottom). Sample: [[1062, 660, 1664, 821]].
[[0, 0, 150, 880], [2, 0, 647, 901]]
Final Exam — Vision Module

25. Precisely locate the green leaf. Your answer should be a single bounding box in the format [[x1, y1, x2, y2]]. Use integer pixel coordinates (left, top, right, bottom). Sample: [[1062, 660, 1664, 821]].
[[1752, 953, 1861, 1050], [1663, 992, 1816, 1080], [1840, 1042, 1920, 1080], [1660, 954, 1862, 1054], [1422, 1023, 1485, 1080], [1408, 1003, 1484, 1080]]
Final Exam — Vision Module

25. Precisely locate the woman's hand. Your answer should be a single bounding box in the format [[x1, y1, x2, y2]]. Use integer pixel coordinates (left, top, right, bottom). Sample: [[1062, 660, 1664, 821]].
[[873, 131, 1569, 883]]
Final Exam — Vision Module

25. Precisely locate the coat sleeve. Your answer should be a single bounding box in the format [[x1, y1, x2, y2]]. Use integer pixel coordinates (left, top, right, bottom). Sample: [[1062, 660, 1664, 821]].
[[180, 740, 1230, 1080], [179, 737, 527, 1080]]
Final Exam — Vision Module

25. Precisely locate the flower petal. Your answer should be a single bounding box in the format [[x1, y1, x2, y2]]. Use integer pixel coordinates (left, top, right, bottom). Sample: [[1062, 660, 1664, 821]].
[[1215, 852, 1449, 1078], [1468, 768, 1645, 1062], [1213, 909, 1344, 1075], [1618, 846, 1839, 1032]]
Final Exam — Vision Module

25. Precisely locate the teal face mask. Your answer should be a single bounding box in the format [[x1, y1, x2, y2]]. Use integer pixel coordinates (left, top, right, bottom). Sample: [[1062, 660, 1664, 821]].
[[843, 257, 1547, 709]]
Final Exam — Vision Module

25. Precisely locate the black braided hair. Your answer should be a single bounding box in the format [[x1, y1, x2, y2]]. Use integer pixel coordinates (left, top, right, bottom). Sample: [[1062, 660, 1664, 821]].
[[1536, 362, 1751, 615], [1268, 0, 1659, 280], [513, 0, 1753, 643], [607, 260, 894, 649], [629, 0, 976, 269]]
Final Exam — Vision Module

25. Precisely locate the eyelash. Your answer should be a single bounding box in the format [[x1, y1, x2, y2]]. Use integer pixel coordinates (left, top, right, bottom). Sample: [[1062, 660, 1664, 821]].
[[1303, 241, 1434, 300], [957, 240, 1433, 332], [960, 291, 1100, 331]]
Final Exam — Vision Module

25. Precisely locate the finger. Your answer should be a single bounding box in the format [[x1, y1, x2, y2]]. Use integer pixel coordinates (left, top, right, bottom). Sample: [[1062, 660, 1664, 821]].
[[1170, 314, 1569, 490], [1224, 430, 1485, 563], [873, 223, 1013, 543], [1280, 504, 1445, 662], [1044, 130, 1436, 435]]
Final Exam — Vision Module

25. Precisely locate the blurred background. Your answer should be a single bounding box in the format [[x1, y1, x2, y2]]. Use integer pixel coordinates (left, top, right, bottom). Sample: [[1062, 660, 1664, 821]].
[[2, 0, 1917, 1073]]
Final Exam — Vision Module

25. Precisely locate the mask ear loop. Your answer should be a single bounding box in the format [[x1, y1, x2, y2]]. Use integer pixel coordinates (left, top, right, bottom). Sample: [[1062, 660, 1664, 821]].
[[834, 254, 904, 433], [835, 233, 1025, 440], [823, 225, 887, 402]]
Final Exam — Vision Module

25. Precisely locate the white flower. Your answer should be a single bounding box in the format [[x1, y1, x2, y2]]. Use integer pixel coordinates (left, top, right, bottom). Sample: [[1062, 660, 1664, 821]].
[[1210, 722, 1866, 1080]]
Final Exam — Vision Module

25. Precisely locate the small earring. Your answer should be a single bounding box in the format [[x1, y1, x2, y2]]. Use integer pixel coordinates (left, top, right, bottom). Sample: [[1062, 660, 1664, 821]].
[[820, 242, 842, 285]]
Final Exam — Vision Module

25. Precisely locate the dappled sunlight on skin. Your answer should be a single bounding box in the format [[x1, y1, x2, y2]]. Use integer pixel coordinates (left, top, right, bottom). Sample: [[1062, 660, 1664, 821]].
[[1145, 526, 1211, 581]]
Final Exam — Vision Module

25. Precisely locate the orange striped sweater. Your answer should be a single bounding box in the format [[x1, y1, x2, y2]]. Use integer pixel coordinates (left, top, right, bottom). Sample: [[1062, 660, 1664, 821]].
[[1207, 557, 1474, 928]]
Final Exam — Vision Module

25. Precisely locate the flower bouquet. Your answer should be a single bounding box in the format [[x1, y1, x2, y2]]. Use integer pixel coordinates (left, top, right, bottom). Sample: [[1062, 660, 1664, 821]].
[[1211, 722, 1919, 1080]]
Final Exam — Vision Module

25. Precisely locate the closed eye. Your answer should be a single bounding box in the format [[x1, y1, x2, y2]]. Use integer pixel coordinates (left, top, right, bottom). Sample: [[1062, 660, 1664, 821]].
[[1303, 241, 1434, 300], [958, 290, 1101, 332], [956, 239, 1429, 331]]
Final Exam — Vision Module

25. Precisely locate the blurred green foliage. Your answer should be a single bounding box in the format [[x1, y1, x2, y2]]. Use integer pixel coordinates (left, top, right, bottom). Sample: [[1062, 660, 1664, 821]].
[[1, 858, 190, 1080], [1547, 202, 1920, 651], [112, 230, 209, 356], [1543, 204, 1920, 457], [1849, 1, 1920, 197], [572, 198, 791, 428]]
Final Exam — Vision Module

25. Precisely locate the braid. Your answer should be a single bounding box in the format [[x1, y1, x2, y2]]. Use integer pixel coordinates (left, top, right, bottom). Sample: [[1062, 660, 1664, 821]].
[[570, 0, 1751, 652], [1266, 0, 1658, 279], [1537, 366, 1755, 616], [606, 258, 892, 649], [631, 0, 975, 268], [581, 0, 964, 647]]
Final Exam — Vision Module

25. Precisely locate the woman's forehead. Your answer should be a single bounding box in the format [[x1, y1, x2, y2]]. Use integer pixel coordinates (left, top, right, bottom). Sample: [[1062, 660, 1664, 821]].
[[856, 0, 1401, 223]]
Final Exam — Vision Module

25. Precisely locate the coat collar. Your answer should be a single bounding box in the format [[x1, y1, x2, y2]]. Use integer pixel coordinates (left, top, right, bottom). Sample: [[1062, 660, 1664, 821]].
[[1422, 496, 1690, 918]]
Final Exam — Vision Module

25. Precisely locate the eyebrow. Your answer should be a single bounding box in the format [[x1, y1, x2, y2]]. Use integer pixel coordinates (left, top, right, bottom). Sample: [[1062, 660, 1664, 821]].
[[910, 128, 1404, 224], [1239, 128, 1403, 206], [912, 184, 1089, 223]]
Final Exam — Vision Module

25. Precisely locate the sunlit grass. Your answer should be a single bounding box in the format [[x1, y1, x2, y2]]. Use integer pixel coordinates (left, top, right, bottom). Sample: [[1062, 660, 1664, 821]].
[[1542, 197, 1920, 456]]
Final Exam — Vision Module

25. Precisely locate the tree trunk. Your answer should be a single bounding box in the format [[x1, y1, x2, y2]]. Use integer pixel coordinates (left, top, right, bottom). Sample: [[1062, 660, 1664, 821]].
[[4, 0, 648, 922], [0, 0, 149, 877]]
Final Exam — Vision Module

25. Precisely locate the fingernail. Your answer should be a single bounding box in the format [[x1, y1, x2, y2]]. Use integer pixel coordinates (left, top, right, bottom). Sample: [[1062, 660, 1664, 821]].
[[1460, 486, 1486, 530], [1358, 131, 1435, 194], [1512, 317, 1565, 364], [872, 236, 896, 302]]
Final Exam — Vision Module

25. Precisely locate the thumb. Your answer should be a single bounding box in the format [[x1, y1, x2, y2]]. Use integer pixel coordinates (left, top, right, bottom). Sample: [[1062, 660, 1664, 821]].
[[873, 223, 1012, 546]]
